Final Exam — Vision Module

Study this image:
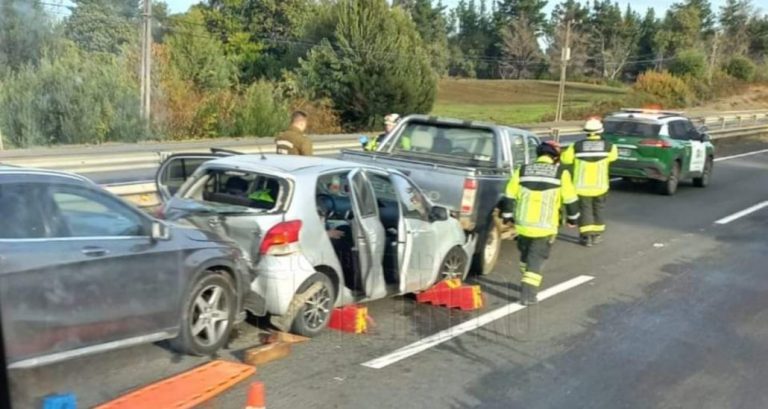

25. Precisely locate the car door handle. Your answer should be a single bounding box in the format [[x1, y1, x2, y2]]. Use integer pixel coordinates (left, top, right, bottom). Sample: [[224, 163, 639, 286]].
[[81, 247, 109, 257]]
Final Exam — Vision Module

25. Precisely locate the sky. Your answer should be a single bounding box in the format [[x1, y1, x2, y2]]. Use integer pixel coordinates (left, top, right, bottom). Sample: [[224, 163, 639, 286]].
[[164, 0, 732, 17]]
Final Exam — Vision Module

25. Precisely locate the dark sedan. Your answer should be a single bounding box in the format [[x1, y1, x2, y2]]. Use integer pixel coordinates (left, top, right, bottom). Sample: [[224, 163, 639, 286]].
[[0, 167, 254, 369]]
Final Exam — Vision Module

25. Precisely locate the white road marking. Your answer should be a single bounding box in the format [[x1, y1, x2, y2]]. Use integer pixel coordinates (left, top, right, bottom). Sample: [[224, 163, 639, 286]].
[[361, 275, 595, 369], [715, 201, 768, 225], [714, 148, 768, 162]]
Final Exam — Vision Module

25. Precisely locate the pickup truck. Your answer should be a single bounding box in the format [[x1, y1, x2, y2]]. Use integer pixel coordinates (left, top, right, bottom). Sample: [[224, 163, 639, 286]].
[[340, 115, 542, 275]]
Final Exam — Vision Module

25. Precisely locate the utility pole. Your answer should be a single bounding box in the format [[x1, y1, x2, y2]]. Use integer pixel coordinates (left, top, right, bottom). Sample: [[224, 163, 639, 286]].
[[554, 18, 571, 123], [140, 0, 152, 130], [708, 31, 720, 83]]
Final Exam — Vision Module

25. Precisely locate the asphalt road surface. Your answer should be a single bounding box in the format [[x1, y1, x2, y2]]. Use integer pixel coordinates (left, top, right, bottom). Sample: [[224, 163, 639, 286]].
[[9, 138, 768, 409]]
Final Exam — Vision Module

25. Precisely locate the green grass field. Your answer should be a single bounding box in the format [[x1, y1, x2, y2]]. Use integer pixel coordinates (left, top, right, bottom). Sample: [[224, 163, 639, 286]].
[[431, 79, 628, 125]]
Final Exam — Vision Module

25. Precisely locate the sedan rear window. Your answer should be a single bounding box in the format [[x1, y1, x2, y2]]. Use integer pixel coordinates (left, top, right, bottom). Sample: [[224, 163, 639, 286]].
[[604, 120, 661, 138], [181, 168, 285, 212]]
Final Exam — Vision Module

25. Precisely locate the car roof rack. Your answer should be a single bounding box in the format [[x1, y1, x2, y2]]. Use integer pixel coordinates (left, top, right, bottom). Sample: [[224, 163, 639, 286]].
[[620, 108, 685, 116]]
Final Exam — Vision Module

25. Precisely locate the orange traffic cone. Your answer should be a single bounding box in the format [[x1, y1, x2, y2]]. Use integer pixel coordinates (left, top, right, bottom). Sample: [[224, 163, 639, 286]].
[[245, 382, 265, 409]]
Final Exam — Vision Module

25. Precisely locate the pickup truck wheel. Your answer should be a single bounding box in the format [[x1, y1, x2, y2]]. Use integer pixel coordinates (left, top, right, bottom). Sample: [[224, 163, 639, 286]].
[[659, 161, 680, 196], [471, 220, 501, 276], [693, 157, 713, 187]]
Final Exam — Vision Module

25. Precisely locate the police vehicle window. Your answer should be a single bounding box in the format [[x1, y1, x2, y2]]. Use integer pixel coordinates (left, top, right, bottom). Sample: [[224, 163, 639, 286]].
[[160, 157, 210, 197], [189, 169, 282, 211], [49, 187, 146, 237], [668, 121, 689, 140], [390, 174, 429, 220], [604, 120, 661, 137], [389, 123, 496, 163], [350, 172, 377, 218], [0, 183, 47, 239]]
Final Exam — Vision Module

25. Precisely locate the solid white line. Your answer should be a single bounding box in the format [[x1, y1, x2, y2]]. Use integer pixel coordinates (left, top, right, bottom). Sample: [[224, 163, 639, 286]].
[[715, 201, 768, 224], [714, 148, 768, 162], [361, 275, 595, 369]]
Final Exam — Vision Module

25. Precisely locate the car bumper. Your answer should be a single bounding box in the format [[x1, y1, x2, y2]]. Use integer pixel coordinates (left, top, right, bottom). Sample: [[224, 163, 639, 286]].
[[611, 158, 668, 181], [250, 254, 316, 316]]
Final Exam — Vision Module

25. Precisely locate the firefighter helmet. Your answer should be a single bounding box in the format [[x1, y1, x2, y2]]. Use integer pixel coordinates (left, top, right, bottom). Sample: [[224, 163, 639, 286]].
[[583, 118, 604, 134], [537, 140, 561, 159]]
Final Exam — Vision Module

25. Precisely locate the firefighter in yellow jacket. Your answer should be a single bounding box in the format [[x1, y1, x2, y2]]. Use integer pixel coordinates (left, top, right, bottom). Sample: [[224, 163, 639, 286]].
[[561, 118, 618, 247], [502, 141, 580, 305]]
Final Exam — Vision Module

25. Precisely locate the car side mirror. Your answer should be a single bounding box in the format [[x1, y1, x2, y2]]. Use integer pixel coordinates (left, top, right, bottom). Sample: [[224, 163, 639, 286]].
[[151, 221, 171, 241], [429, 206, 449, 222]]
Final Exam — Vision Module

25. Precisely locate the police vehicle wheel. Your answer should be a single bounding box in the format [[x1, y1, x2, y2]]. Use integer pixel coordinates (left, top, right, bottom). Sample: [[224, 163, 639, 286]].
[[693, 157, 712, 188], [660, 161, 680, 196]]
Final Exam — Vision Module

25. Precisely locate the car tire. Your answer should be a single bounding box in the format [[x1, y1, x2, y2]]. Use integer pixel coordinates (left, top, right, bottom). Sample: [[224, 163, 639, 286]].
[[693, 157, 713, 188], [471, 218, 501, 276], [170, 270, 237, 356], [290, 273, 336, 338], [439, 246, 469, 282], [659, 161, 681, 196]]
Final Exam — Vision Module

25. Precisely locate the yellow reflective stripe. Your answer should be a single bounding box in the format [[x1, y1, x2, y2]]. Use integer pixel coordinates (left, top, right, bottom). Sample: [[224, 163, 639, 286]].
[[519, 263, 527, 274], [579, 225, 605, 233], [522, 272, 543, 287]]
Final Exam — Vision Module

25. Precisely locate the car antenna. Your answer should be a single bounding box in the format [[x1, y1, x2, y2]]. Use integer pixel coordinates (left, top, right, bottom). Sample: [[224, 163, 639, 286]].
[[258, 147, 267, 160]]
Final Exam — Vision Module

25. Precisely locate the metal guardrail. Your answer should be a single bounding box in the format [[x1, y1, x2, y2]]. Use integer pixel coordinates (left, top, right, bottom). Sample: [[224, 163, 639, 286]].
[[109, 121, 768, 209]]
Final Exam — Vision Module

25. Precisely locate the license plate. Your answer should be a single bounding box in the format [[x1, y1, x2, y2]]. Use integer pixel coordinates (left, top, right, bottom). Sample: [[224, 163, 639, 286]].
[[618, 148, 632, 157]]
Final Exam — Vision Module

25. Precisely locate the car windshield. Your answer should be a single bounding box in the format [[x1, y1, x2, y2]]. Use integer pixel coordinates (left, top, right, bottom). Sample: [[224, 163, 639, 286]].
[[381, 122, 497, 164], [604, 119, 662, 137], [179, 168, 285, 213]]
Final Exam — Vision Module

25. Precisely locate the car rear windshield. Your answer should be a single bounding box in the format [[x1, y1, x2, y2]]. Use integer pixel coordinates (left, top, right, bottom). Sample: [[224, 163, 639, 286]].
[[180, 168, 287, 213], [381, 122, 497, 165], [604, 119, 661, 138]]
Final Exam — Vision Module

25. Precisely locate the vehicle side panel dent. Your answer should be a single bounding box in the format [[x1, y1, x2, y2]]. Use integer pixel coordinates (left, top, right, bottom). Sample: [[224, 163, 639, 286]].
[[252, 254, 316, 316]]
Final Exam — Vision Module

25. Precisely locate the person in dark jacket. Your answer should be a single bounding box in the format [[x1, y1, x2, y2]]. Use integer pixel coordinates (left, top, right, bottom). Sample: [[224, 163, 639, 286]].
[[275, 111, 312, 155]]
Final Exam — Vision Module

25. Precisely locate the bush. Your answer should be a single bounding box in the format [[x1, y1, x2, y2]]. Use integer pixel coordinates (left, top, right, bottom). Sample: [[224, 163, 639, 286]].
[[668, 49, 707, 79], [0, 41, 146, 148], [724, 56, 757, 82], [229, 81, 289, 137], [632, 70, 695, 108]]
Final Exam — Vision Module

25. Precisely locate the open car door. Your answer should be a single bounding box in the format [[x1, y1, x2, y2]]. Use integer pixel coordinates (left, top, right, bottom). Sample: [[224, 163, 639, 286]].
[[155, 149, 242, 203], [346, 170, 387, 299]]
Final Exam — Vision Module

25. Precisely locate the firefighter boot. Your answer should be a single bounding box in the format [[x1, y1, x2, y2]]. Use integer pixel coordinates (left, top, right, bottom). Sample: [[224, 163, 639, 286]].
[[593, 234, 603, 244], [580, 235, 593, 247], [520, 283, 538, 305]]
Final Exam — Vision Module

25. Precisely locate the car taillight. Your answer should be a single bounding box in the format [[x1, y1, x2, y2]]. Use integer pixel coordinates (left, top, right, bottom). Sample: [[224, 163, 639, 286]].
[[460, 178, 477, 214], [260, 220, 302, 255], [639, 139, 671, 148]]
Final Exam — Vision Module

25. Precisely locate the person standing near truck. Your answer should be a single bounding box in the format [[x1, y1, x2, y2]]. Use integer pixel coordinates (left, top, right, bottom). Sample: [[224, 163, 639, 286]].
[[502, 141, 580, 305], [362, 113, 401, 151], [275, 111, 312, 156], [560, 118, 618, 247]]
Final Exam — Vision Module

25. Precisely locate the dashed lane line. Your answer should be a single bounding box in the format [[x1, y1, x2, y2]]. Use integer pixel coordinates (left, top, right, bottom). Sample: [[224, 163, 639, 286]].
[[361, 275, 595, 369], [715, 201, 768, 225]]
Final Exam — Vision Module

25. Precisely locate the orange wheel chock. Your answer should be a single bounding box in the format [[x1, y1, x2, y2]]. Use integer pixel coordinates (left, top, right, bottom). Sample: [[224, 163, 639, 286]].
[[328, 305, 373, 333], [416, 279, 485, 311]]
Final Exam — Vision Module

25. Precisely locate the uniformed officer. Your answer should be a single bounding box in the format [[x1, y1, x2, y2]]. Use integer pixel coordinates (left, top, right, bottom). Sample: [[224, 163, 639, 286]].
[[502, 141, 580, 305], [560, 118, 618, 247], [275, 111, 312, 155]]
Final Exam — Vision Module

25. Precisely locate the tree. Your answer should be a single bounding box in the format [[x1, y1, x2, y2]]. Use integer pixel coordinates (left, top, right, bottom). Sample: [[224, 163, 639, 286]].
[[629, 8, 660, 76], [165, 9, 235, 91], [747, 14, 768, 60], [655, 3, 702, 66], [64, 0, 139, 54], [724, 55, 756, 80], [719, 0, 753, 56], [589, 1, 641, 79], [298, 0, 437, 129], [546, 0, 589, 79], [496, 0, 548, 34], [395, 0, 450, 76], [0, 0, 53, 72], [499, 15, 544, 79], [668, 49, 707, 78]]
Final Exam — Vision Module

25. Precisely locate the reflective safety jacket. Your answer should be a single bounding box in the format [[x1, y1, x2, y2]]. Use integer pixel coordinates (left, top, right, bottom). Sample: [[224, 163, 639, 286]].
[[560, 134, 618, 197], [503, 156, 580, 238]]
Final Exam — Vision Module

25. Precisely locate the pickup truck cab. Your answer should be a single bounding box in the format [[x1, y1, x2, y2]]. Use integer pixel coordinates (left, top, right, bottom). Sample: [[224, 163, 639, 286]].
[[603, 109, 715, 195], [340, 115, 542, 275]]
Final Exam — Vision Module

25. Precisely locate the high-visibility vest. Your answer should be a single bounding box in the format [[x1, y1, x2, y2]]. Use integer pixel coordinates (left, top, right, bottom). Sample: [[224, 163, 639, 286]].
[[504, 156, 580, 238], [560, 134, 618, 197]]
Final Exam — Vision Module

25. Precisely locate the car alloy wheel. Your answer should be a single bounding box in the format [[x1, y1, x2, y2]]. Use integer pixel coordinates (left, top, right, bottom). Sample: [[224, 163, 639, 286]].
[[301, 286, 333, 331], [441, 247, 468, 281], [190, 284, 231, 347]]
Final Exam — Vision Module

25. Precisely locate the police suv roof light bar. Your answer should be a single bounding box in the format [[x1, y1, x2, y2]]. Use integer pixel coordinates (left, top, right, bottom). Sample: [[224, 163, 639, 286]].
[[620, 108, 685, 116]]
